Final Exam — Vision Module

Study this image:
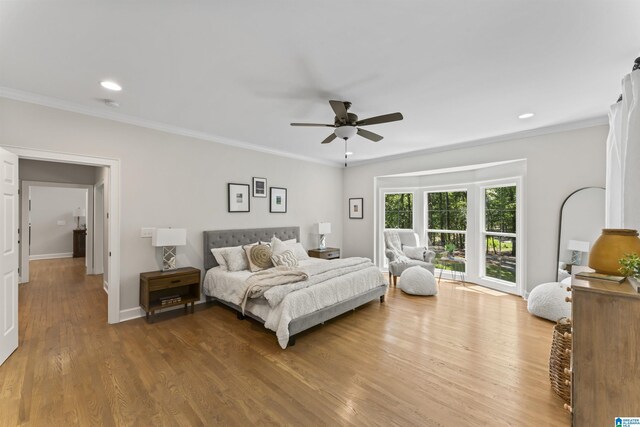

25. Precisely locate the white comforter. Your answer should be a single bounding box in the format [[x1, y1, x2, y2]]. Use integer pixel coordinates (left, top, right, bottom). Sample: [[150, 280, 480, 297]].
[[203, 257, 385, 348]]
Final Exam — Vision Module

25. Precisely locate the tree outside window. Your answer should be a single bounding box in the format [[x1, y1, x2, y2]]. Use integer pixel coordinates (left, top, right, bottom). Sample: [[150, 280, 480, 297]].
[[384, 193, 413, 229]]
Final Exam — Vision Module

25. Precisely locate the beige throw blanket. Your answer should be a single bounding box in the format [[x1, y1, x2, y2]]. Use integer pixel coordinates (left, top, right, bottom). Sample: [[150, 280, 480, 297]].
[[241, 266, 308, 313]]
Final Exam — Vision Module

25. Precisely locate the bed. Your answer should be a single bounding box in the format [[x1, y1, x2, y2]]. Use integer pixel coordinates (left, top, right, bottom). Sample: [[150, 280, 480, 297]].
[[202, 227, 387, 348]]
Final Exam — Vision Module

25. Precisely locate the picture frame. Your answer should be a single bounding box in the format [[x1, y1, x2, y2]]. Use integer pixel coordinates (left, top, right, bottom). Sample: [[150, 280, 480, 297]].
[[252, 177, 267, 198], [349, 198, 363, 219], [228, 183, 250, 212], [269, 187, 287, 213]]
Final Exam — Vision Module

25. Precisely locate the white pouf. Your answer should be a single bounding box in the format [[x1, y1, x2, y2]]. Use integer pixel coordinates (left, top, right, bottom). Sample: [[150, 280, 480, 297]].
[[527, 282, 571, 322], [399, 266, 437, 296]]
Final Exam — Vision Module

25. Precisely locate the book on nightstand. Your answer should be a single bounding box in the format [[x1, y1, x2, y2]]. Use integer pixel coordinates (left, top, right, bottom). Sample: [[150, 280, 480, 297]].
[[574, 271, 626, 283]]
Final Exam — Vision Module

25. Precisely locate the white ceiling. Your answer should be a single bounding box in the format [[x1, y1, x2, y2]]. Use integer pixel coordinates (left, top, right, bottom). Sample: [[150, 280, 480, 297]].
[[1, 1, 638, 165]]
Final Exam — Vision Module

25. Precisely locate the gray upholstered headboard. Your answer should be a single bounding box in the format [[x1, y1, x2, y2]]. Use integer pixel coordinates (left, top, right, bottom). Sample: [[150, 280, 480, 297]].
[[203, 226, 300, 271]]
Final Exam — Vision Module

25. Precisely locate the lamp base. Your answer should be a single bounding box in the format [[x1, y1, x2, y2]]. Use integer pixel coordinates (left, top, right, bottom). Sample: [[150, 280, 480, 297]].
[[319, 234, 326, 250], [162, 246, 177, 271]]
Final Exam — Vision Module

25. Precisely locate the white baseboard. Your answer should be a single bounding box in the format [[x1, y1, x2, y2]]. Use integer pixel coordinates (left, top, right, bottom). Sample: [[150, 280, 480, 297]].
[[118, 298, 207, 323], [29, 252, 73, 261]]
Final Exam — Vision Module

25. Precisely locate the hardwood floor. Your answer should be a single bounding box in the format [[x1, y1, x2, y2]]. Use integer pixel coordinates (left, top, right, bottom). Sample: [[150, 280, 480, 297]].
[[0, 258, 570, 426]]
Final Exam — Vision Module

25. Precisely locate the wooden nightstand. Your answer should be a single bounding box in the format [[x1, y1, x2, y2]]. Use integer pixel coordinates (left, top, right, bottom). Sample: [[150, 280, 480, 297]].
[[308, 247, 340, 260], [140, 267, 201, 322]]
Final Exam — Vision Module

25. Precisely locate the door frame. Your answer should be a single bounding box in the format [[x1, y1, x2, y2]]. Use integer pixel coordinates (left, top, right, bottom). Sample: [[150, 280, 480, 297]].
[[4, 146, 121, 324], [21, 181, 94, 281]]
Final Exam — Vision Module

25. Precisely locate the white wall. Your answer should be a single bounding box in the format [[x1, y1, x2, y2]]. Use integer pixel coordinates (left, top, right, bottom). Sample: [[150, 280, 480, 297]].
[[343, 125, 608, 292], [30, 186, 87, 257], [0, 98, 343, 316]]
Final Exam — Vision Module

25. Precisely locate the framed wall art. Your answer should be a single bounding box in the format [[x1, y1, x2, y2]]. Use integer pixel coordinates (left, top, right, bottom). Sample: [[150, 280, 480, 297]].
[[252, 177, 267, 198], [228, 183, 250, 212], [270, 187, 287, 213], [349, 198, 363, 219]]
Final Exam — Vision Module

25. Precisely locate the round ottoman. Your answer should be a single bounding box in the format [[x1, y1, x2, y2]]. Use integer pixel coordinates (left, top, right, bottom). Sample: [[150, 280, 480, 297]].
[[527, 282, 571, 322], [399, 266, 437, 296]]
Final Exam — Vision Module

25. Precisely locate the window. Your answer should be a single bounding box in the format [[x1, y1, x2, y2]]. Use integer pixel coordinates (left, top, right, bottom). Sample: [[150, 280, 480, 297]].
[[384, 193, 413, 229], [426, 191, 467, 273], [483, 185, 517, 283]]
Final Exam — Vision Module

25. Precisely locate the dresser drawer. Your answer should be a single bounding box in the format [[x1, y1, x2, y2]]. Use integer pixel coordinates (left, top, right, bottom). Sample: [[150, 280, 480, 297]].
[[148, 273, 200, 291], [324, 251, 339, 259]]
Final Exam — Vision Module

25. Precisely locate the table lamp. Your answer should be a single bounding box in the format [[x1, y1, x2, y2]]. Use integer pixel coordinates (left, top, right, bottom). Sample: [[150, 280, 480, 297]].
[[152, 228, 187, 271], [567, 240, 590, 265], [73, 207, 86, 229], [316, 222, 331, 250]]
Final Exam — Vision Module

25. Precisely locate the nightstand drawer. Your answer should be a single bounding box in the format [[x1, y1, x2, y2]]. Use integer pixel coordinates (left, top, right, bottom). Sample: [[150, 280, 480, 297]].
[[148, 273, 199, 291], [308, 248, 340, 260]]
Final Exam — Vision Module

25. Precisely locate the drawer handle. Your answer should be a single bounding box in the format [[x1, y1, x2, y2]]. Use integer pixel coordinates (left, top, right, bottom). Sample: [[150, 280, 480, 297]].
[[565, 296, 572, 303], [171, 279, 181, 283]]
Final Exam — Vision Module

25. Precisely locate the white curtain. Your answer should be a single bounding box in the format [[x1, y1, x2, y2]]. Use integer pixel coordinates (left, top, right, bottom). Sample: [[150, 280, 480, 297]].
[[606, 69, 640, 230]]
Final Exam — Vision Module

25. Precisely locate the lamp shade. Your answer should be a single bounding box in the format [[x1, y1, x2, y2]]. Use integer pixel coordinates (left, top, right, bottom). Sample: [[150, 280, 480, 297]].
[[316, 222, 331, 235], [567, 240, 590, 253], [152, 228, 187, 247], [73, 207, 86, 217]]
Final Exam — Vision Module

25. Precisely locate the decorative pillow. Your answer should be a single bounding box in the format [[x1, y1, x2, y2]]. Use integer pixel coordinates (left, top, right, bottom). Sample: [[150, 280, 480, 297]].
[[271, 249, 299, 267], [290, 242, 309, 260], [211, 247, 234, 270], [244, 243, 273, 272], [402, 245, 427, 261], [221, 246, 250, 272], [270, 236, 289, 256]]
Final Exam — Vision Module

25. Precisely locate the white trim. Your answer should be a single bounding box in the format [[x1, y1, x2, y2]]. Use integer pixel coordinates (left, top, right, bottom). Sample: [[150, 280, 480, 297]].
[[103, 280, 108, 294], [29, 252, 73, 260], [0, 87, 339, 168], [4, 146, 121, 324]]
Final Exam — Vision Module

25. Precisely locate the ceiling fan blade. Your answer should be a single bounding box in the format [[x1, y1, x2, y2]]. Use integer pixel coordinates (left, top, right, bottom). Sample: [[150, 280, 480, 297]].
[[321, 133, 337, 144], [291, 123, 335, 127], [329, 100, 349, 124], [356, 112, 403, 126], [357, 128, 383, 142]]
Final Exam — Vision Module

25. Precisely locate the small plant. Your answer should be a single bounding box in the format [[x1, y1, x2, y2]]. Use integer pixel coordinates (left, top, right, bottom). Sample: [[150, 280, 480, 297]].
[[618, 253, 640, 278]]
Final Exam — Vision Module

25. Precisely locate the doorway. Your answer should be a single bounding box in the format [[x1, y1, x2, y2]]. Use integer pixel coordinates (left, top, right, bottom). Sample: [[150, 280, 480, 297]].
[[3, 146, 121, 324]]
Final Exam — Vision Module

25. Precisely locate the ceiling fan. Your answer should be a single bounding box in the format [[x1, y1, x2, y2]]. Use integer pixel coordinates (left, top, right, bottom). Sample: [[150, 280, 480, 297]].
[[290, 100, 403, 166]]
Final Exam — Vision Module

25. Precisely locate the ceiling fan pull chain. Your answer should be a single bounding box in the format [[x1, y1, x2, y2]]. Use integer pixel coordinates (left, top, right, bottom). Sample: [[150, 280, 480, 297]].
[[344, 138, 348, 168]]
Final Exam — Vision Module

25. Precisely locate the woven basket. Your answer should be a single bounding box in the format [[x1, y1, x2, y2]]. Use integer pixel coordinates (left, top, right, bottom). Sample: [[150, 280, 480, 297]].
[[549, 318, 572, 403]]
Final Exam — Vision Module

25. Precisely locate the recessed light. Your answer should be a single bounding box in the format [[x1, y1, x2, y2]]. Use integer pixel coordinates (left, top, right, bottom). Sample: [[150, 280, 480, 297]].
[[518, 112, 535, 119], [345, 151, 354, 156], [100, 80, 122, 91]]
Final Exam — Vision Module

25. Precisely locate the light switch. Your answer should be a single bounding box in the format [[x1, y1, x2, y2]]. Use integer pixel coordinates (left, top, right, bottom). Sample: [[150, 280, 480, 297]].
[[57, 220, 66, 226], [140, 227, 155, 238]]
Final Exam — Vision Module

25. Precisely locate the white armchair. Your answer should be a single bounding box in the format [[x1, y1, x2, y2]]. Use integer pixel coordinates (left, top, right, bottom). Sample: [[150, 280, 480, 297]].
[[384, 230, 435, 286]]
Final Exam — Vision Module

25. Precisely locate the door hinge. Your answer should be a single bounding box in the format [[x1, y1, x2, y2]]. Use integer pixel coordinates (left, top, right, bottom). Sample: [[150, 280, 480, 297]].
[[107, 212, 109, 219], [109, 251, 111, 256], [18, 267, 20, 274]]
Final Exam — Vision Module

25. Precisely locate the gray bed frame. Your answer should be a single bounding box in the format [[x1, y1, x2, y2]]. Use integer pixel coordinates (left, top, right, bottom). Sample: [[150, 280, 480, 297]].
[[203, 226, 387, 346]]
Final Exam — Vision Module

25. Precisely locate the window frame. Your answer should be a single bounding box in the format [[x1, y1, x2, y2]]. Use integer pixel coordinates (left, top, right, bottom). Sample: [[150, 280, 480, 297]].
[[478, 180, 522, 290]]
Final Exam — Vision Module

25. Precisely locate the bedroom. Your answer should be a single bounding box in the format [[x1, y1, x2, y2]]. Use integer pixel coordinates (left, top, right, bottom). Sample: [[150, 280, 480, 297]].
[[0, 1, 639, 426]]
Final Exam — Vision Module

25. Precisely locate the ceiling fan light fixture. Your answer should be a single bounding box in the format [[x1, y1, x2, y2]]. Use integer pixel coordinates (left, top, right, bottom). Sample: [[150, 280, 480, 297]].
[[334, 126, 357, 140], [518, 112, 535, 119], [100, 80, 122, 91]]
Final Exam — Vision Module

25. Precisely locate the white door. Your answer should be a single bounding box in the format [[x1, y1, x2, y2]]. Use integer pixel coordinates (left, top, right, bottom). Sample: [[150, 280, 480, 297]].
[[0, 148, 19, 366]]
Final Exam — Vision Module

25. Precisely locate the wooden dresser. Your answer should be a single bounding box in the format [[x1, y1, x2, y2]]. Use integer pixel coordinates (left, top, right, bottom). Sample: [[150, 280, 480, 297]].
[[140, 267, 201, 322], [72, 229, 86, 257], [568, 277, 640, 425]]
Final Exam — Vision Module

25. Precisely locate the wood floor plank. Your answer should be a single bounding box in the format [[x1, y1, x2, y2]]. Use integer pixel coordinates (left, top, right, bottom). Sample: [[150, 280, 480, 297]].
[[0, 258, 570, 426]]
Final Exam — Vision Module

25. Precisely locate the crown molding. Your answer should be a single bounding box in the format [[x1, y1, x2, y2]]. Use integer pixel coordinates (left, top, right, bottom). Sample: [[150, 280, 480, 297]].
[[1, 87, 609, 170], [0, 87, 341, 168], [347, 115, 609, 168]]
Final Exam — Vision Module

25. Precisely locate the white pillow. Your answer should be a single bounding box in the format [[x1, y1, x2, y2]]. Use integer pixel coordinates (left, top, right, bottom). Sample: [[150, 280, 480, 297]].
[[291, 242, 309, 260], [211, 248, 230, 270], [271, 249, 299, 267], [222, 246, 250, 272], [271, 237, 308, 260]]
